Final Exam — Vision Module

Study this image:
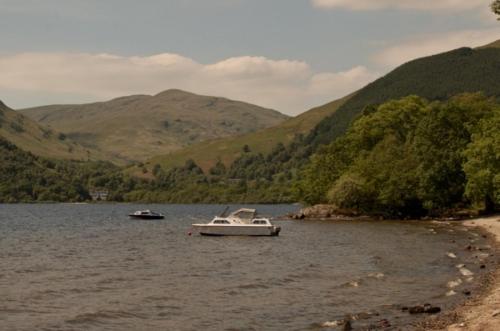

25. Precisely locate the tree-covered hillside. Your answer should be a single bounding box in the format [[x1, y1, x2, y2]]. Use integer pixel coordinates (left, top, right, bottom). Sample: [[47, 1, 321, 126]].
[[140, 44, 500, 197], [308, 47, 500, 147], [117, 43, 500, 210], [0, 138, 143, 202], [296, 94, 500, 216]]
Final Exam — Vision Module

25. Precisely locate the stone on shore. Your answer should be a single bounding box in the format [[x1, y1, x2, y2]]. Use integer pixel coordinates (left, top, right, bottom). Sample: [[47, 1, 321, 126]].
[[408, 304, 441, 314], [290, 204, 365, 220]]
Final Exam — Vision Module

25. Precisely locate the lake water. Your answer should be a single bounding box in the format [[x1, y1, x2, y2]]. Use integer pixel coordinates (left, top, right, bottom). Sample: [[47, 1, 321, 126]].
[[0, 204, 490, 330]]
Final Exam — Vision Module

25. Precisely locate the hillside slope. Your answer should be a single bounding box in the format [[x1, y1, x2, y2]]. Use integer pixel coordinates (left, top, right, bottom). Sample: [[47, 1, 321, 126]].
[[20, 89, 288, 162], [308, 46, 500, 146], [136, 95, 350, 174], [0, 101, 111, 162]]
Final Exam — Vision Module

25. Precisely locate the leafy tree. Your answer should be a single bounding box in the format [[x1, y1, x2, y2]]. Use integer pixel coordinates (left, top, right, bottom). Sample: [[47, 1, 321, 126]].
[[463, 108, 500, 211], [209, 159, 227, 176]]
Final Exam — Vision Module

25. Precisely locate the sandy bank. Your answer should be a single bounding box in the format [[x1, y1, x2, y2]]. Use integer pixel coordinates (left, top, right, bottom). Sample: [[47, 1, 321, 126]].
[[429, 215, 500, 331]]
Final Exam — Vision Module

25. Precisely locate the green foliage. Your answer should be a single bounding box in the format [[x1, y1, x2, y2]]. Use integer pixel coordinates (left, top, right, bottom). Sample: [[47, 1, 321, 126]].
[[133, 156, 292, 203], [209, 159, 226, 176], [463, 107, 500, 211], [297, 94, 500, 216]]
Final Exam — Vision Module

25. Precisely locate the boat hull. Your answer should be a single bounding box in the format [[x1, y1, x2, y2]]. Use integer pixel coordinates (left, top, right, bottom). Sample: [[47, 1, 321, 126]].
[[193, 224, 280, 236], [129, 215, 164, 220]]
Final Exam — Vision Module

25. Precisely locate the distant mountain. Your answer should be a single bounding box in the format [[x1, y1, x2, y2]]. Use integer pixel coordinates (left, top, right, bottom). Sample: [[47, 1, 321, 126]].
[[307, 45, 500, 147], [138, 95, 350, 174], [20, 89, 288, 162], [0, 100, 111, 162]]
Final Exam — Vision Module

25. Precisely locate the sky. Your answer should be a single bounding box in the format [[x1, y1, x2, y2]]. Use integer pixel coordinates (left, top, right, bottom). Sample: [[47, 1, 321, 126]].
[[0, 0, 499, 115]]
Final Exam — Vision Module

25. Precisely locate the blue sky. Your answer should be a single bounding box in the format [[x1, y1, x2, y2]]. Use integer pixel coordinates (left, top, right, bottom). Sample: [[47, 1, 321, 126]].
[[0, 0, 498, 115]]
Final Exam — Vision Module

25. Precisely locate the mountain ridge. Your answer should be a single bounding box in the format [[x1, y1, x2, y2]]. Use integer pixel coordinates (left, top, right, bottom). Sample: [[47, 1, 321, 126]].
[[20, 89, 289, 163]]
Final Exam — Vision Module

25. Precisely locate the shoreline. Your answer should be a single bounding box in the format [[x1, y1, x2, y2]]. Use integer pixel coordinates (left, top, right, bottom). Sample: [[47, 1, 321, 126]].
[[290, 209, 500, 330], [422, 215, 500, 331]]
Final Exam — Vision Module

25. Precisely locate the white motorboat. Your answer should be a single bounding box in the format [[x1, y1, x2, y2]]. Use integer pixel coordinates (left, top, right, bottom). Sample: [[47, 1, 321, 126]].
[[192, 208, 281, 236]]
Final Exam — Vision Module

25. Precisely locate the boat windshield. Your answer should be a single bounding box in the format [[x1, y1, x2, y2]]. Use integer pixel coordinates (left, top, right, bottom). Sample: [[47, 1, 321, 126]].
[[231, 209, 256, 220]]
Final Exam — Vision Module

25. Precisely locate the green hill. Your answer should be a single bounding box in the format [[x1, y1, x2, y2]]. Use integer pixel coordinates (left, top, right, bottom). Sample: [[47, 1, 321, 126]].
[[308, 46, 500, 146], [133, 95, 350, 175], [0, 101, 112, 162], [20, 89, 288, 163]]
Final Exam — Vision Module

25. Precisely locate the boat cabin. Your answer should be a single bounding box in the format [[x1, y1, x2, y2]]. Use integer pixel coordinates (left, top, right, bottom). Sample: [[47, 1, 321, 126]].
[[212, 219, 231, 224]]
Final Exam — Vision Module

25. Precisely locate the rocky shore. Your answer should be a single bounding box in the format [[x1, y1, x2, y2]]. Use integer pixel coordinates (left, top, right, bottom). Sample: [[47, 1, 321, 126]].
[[290, 206, 500, 330], [289, 204, 484, 222], [288, 204, 373, 221], [424, 215, 500, 331]]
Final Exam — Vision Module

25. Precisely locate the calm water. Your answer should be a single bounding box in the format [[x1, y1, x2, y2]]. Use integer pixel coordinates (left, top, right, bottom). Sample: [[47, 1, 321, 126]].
[[0, 204, 489, 330]]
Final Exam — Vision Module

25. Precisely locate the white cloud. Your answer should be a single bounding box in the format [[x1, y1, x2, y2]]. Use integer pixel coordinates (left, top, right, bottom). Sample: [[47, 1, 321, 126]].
[[309, 66, 378, 96], [374, 28, 500, 67], [311, 0, 486, 11], [0, 52, 378, 115]]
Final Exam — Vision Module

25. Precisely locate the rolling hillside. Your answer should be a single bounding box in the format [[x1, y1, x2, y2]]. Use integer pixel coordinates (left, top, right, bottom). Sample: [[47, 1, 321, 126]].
[[134, 95, 350, 175], [20, 89, 288, 162], [307, 44, 500, 147], [0, 100, 111, 162], [141, 41, 500, 176]]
